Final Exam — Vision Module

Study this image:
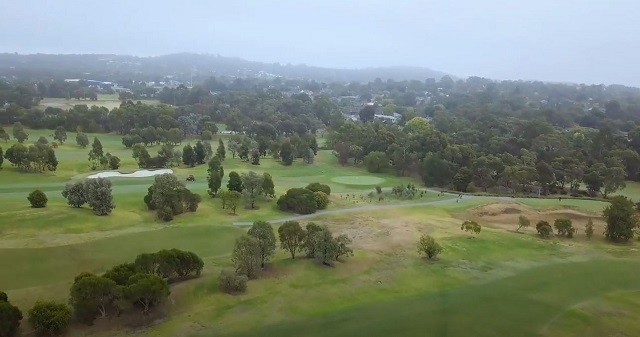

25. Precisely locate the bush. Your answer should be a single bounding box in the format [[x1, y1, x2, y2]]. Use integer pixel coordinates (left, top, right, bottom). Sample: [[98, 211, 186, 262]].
[[277, 188, 317, 214], [218, 270, 248, 294], [313, 191, 330, 210], [417, 235, 442, 259], [27, 189, 48, 208], [0, 294, 22, 337], [554, 218, 575, 237], [28, 301, 71, 337], [375, 186, 383, 194], [306, 182, 331, 195], [536, 221, 553, 238]]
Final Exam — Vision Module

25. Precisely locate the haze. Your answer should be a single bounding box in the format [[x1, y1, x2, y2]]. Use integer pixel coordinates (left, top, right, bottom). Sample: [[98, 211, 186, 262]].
[[1, 0, 639, 86]]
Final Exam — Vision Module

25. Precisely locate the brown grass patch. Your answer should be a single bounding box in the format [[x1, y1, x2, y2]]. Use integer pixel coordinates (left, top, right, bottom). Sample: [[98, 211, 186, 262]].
[[467, 202, 605, 233]]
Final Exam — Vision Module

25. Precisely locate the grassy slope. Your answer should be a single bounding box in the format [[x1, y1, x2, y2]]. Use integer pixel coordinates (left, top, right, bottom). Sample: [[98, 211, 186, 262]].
[[213, 260, 640, 337], [2, 128, 640, 337]]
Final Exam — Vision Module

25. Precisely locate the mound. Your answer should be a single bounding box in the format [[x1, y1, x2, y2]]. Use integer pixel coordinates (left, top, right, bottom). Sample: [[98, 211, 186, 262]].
[[468, 202, 605, 232]]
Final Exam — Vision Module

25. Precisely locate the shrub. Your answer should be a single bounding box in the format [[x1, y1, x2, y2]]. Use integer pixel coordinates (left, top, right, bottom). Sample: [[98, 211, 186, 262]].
[[536, 221, 553, 238], [306, 182, 331, 195], [554, 218, 575, 237], [28, 301, 71, 337], [277, 188, 317, 214], [375, 186, 383, 194], [0, 294, 22, 337], [417, 235, 442, 259], [218, 270, 248, 294], [27, 189, 48, 208], [313, 191, 330, 210]]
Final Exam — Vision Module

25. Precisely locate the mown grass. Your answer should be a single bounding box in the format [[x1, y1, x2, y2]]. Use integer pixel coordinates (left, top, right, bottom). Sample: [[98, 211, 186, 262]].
[[1, 128, 639, 337]]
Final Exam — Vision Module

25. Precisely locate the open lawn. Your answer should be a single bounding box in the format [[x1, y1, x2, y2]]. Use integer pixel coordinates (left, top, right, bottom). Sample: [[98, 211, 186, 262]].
[[1, 128, 639, 337], [37, 94, 161, 111]]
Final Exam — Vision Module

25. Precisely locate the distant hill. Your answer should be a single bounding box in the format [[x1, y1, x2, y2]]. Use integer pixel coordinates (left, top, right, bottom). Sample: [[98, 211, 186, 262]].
[[0, 53, 448, 83]]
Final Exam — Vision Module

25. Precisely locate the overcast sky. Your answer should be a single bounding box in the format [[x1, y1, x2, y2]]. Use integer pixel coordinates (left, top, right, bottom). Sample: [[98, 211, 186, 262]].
[[1, 0, 639, 86]]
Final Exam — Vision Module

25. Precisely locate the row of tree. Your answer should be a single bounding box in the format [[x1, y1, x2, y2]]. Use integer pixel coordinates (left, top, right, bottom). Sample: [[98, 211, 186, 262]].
[[0, 248, 203, 337]]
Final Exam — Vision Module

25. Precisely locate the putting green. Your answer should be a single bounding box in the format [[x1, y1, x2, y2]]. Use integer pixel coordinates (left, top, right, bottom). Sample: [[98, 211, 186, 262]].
[[331, 175, 386, 185]]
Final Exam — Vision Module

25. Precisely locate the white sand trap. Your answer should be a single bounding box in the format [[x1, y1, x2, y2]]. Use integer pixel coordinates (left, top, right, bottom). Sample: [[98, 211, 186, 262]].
[[87, 169, 173, 179]]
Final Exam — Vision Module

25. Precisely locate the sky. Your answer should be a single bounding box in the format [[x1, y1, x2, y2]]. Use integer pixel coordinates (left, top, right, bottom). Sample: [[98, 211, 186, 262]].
[[1, 0, 639, 86]]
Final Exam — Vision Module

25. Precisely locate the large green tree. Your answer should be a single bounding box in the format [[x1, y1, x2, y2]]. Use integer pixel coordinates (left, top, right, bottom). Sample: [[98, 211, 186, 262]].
[[603, 196, 638, 242], [247, 221, 276, 267], [231, 235, 262, 279], [278, 221, 306, 259]]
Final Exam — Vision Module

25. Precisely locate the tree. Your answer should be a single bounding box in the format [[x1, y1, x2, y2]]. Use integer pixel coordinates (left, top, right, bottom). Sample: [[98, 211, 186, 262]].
[[603, 196, 638, 242], [194, 141, 206, 164], [216, 139, 226, 160], [585, 219, 594, 239], [227, 171, 243, 192], [277, 188, 317, 214], [232, 235, 262, 279], [145, 174, 200, 220], [88, 137, 104, 169], [0, 295, 22, 337], [207, 172, 222, 197], [125, 273, 170, 314], [584, 164, 606, 196], [105, 153, 121, 170], [359, 105, 376, 123], [363, 151, 389, 173], [517, 215, 530, 232], [279, 139, 294, 166], [207, 155, 224, 178], [102, 263, 137, 286], [278, 221, 306, 259], [200, 130, 213, 140], [0, 128, 9, 142], [0, 146, 3, 169], [37, 136, 49, 145], [218, 270, 248, 294], [62, 181, 87, 208], [334, 234, 353, 261], [460, 220, 482, 236], [221, 190, 242, 214], [83, 178, 115, 216], [554, 218, 575, 237], [248, 221, 276, 267], [241, 171, 263, 209], [313, 191, 330, 210], [12, 122, 28, 143], [53, 126, 67, 144], [603, 166, 626, 198], [417, 235, 442, 259], [28, 301, 71, 336], [536, 221, 553, 238], [182, 144, 196, 167], [27, 189, 48, 208], [306, 182, 331, 195], [76, 132, 89, 148], [262, 173, 275, 198], [250, 148, 261, 165], [313, 227, 339, 266], [228, 139, 239, 159], [69, 275, 118, 324]]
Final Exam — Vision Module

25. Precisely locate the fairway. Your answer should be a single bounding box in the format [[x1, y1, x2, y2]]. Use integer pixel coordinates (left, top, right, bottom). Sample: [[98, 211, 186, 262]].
[[1, 129, 639, 337], [331, 175, 386, 186]]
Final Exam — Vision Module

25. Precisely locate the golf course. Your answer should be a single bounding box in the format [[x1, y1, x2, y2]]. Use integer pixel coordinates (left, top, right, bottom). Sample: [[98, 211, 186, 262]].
[[1, 127, 639, 337]]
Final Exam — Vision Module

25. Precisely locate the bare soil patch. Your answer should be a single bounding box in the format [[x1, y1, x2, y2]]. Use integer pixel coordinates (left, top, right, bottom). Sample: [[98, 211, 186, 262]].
[[468, 202, 606, 232]]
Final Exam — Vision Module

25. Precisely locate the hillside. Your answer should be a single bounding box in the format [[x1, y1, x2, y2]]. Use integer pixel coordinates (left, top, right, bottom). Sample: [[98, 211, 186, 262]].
[[0, 53, 448, 83]]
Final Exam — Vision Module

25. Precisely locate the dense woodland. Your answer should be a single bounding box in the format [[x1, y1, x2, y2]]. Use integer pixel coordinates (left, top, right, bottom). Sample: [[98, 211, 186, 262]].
[[3, 74, 640, 199]]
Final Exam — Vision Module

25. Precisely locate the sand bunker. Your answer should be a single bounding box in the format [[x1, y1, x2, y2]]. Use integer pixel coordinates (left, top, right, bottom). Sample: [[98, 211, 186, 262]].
[[468, 203, 605, 231], [87, 169, 173, 179]]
